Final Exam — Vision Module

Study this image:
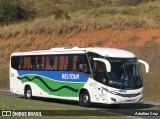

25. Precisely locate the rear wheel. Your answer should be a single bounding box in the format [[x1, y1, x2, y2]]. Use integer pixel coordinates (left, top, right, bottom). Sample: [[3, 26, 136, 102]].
[[24, 86, 32, 99], [80, 91, 91, 107]]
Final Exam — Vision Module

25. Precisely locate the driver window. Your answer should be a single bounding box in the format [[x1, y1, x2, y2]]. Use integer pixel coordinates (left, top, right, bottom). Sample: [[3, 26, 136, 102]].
[[87, 52, 102, 73], [94, 61, 108, 85]]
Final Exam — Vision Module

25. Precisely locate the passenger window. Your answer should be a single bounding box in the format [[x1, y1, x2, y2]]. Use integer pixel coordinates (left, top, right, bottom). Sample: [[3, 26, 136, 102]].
[[48, 55, 54, 70], [53, 56, 58, 70], [31, 56, 36, 69], [77, 55, 89, 73], [45, 56, 49, 70], [11, 56, 20, 70], [67, 55, 73, 70], [63, 56, 68, 70], [23, 56, 31, 70], [72, 56, 78, 70], [70, 54, 90, 75], [19, 57, 24, 69], [36, 56, 45, 70], [26, 57, 31, 69], [58, 56, 65, 70]]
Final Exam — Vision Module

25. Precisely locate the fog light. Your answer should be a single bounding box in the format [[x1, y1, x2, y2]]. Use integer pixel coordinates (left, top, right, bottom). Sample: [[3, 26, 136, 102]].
[[111, 97, 116, 102]]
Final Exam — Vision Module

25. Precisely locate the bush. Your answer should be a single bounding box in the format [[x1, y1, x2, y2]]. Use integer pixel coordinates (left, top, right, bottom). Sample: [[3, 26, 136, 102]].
[[53, 9, 71, 20], [0, 0, 28, 24]]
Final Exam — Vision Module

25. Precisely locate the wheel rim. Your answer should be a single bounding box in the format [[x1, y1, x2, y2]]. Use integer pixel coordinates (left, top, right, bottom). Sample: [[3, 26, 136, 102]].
[[83, 94, 89, 103], [26, 90, 31, 98]]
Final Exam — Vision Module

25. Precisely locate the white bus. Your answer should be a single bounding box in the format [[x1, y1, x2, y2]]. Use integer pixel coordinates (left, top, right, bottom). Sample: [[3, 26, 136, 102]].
[[10, 47, 149, 107]]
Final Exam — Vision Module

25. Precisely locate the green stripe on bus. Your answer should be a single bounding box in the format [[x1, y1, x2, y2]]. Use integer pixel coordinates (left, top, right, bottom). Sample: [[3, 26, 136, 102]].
[[20, 75, 85, 97]]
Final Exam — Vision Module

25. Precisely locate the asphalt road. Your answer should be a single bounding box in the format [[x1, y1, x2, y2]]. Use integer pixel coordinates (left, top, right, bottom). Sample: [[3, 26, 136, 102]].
[[0, 90, 160, 119]]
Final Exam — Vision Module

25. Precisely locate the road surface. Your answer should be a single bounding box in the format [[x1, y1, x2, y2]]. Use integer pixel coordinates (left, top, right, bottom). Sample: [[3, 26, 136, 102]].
[[0, 90, 159, 119]]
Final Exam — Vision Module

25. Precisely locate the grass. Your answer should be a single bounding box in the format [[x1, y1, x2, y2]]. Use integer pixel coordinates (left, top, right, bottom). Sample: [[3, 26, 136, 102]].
[[88, 39, 106, 46], [145, 35, 159, 45], [0, 96, 81, 110], [0, 96, 129, 119], [0, 15, 148, 38], [127, 34, 139, 42]]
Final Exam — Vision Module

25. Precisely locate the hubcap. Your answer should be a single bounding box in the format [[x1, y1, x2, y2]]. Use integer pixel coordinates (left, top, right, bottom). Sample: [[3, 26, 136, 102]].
[[26, 90, 31, 98], [83, 94, 89, 103]]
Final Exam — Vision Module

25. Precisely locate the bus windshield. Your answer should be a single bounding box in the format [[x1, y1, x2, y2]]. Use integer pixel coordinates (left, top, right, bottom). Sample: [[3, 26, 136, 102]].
[[106, 58, 143, 89]]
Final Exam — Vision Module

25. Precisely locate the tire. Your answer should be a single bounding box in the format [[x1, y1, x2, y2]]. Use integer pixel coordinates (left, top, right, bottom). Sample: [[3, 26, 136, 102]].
[[79, 91, 91, 107], [24, 86, 32, 99]]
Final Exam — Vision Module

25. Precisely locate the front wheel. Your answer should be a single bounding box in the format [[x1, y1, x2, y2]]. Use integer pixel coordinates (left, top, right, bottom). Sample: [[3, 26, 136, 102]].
[[80, 91, 91, 107], [24, 86, 32, 99]]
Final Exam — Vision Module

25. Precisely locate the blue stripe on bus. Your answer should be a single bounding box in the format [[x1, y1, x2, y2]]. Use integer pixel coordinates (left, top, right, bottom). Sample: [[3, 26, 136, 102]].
[[18, 70, 89, 83]]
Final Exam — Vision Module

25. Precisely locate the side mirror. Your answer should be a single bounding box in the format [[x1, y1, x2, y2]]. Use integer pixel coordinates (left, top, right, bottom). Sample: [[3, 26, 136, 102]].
[[93, 58, 111, 72], [138, 60, 149, 73]]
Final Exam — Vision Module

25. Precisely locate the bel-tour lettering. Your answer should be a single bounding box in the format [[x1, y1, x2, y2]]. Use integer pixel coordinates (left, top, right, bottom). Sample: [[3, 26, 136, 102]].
[[62, 74, 79, 80]]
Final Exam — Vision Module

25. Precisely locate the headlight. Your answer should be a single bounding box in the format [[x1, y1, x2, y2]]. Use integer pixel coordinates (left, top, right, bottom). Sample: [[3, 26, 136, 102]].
[[110, 91, 119, 95], [102, 87, 119, 95], [139, 91, 143, 95]]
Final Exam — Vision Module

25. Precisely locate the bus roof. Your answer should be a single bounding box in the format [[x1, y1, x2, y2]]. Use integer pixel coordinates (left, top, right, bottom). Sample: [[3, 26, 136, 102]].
[[11, 47, 135, 58]]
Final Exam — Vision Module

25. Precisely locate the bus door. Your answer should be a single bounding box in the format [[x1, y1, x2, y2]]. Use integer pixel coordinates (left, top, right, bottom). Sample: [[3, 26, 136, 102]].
[[92, 58, 111, 100], [93, 61, 108, 99]]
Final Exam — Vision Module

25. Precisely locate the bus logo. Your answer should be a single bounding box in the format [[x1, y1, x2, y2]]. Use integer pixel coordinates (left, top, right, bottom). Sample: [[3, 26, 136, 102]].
[[62, 74, 79, 80]]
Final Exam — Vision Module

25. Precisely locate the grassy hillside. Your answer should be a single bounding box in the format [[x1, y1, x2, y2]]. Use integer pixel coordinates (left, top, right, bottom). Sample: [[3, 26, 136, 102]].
[[0, 0, 160, 38], [9, 0, 156, 19]]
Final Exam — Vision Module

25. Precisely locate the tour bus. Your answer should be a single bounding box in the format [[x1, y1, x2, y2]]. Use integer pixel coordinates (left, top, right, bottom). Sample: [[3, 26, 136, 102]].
[[10, 47, 149, 107]]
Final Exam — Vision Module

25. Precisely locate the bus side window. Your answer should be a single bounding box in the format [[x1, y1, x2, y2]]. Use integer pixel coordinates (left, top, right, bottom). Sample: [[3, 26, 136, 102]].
[[37, 56, 45, 70], [45, 56, 49, 70], [63, 56, 68, 70], [26, 57, 31, 70], [56, 55, 68, 70], [31, 56, 36, 69], [48, 55, 54, 70], [70, 54, 90, 75], [11, 56, 20, 70], [45, 55, 58, 70], [58, 56, 65, 70], [23, 57, 30, 70], [67, 55, 73, 70], [53, 56, 58, 70], [72, 56, 78, 70], [77, 55, 88, 73], [19, 57, 24, 69]]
